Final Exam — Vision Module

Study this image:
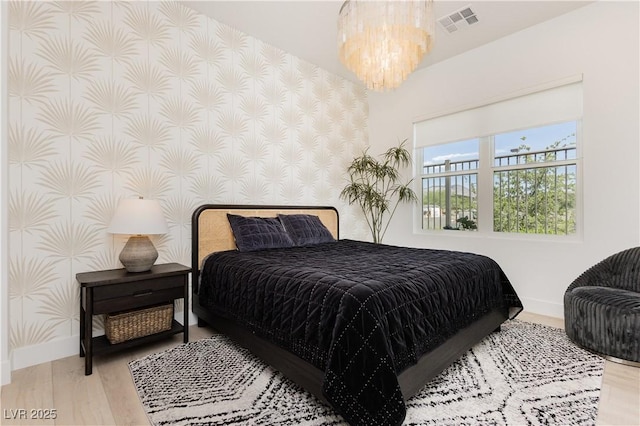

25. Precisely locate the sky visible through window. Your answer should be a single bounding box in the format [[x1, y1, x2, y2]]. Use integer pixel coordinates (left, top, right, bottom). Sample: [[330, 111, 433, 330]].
[[423, 121, 577, 166]]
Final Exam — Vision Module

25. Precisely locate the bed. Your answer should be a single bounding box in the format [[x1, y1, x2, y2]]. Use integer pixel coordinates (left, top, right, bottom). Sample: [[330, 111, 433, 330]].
[[192, 204, 522, 426]]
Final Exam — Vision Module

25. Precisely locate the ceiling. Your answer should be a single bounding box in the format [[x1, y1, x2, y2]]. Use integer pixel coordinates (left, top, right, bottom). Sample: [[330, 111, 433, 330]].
[[181, 1, 592, 84]]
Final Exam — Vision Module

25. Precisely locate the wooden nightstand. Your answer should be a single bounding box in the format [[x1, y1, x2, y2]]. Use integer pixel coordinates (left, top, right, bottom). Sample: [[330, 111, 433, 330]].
[[77, 262, 190, 375]]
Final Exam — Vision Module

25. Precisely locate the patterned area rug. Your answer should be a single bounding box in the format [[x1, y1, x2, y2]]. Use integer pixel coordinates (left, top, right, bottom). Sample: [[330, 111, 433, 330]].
[[129, 321, 604, 426]]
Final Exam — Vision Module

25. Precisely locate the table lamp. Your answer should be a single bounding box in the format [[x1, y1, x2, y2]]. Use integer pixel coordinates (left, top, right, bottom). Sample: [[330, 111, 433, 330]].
[[107, 197, 169, 272]]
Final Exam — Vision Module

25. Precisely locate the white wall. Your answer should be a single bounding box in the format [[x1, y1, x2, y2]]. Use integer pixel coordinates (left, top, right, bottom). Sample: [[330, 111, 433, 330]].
[[1, 1, 10, 386], [368, 2, 640, 318]]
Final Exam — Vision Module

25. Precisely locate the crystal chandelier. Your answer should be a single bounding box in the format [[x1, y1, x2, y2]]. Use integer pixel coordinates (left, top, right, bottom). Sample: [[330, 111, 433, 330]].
[[337, 0, 434, 92]]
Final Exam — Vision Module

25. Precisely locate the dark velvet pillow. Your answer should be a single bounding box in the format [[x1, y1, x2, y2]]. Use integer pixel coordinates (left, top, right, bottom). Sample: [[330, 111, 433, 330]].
[[227, 214, 294, 252], [278, 214, 336, 247]]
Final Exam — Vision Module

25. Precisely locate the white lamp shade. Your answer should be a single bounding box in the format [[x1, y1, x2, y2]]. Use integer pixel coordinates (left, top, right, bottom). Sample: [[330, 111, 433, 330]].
[[108, 198, 169, 235]]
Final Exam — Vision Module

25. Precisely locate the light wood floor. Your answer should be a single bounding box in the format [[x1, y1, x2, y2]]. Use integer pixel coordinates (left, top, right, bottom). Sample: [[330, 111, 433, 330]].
[[1, 312, 639, 425]]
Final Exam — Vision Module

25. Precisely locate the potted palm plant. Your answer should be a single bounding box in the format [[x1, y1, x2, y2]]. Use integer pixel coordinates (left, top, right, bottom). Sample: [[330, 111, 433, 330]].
[[340, 140, 418, 243]]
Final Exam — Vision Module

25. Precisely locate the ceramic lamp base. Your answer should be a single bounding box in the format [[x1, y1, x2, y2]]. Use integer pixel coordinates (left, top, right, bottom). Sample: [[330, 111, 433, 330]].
[[119, 235, 158, 273]]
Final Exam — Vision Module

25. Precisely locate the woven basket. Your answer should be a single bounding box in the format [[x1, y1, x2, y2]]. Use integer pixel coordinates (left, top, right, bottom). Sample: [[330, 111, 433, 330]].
[[105, 304, 173, 344]]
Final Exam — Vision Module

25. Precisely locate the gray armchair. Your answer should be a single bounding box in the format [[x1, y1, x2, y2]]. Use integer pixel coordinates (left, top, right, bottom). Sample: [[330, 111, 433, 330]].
[[564, 247, 640, 364]]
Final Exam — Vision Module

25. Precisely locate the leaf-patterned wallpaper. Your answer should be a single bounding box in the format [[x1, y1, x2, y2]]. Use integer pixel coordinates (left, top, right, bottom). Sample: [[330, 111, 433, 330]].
[[7, 1, 369, 353]]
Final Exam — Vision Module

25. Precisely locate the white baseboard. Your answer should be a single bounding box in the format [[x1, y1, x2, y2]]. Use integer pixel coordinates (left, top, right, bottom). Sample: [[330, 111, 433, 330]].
[[520, 296, 564, 319], [11, 316, 199, 372], [11, 335, 79, 371], [181, 311, 199, 328]]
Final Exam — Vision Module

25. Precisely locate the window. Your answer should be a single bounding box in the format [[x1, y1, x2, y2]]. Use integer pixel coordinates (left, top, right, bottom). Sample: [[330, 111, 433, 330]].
[[493, 122, 577, 234], [415, 80, 583, 236], [422, 139, 478, 230]]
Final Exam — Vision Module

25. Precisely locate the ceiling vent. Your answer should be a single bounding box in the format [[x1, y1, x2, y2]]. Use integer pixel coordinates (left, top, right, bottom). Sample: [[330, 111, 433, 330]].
[[437, 5, 479, 34]]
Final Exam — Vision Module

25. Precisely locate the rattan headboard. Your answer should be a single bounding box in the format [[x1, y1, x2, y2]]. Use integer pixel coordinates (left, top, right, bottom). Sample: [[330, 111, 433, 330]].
[[191, 205, 339, 287]]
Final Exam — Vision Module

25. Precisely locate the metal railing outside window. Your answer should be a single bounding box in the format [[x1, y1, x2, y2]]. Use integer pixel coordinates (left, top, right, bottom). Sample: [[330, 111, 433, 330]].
[[493, 146, 577, 235], [422, 159, 478, 230], [419, 121, 578, 235]]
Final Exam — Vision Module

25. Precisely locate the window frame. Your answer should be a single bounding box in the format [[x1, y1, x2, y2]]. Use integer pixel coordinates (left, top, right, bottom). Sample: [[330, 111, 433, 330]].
[[414, 120, 583, 240]]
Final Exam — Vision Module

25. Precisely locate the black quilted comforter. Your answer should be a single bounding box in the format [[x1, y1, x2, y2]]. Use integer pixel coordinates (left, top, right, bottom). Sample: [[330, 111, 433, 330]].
[[199, 239, 522, 425]]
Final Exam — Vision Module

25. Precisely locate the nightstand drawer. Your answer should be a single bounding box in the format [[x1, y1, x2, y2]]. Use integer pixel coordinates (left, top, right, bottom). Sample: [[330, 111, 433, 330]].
[[94, 286, 184, 314], [93, 276, 183, 301]]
